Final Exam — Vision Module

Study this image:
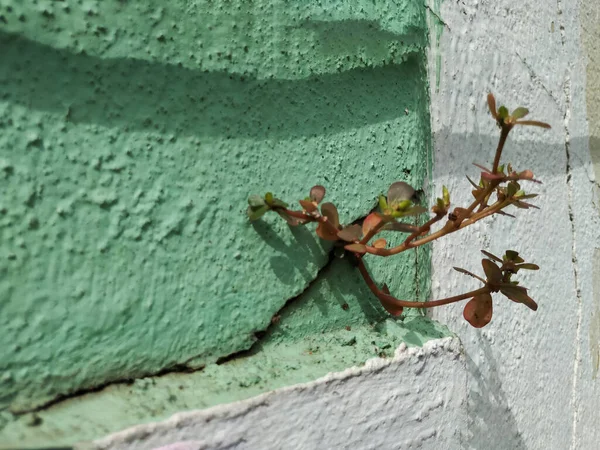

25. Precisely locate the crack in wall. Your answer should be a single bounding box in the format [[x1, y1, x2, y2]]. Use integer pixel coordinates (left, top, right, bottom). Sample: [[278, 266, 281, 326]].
[[9, 208, 383, 417], [562, 76, 584, 450], [10, 250, 340, 417]]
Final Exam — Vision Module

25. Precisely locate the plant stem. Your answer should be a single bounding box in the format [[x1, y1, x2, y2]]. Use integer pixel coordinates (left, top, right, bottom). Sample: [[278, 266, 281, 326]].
[[357, 259, 489, 309], [363, 200, 510, 257], [403, 213, 444, 245], [492, 125, 511, 174]]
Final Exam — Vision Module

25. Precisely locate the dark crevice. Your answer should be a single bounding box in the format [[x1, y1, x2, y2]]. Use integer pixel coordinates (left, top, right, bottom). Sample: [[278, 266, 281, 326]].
[[216, 247, 339, 366]]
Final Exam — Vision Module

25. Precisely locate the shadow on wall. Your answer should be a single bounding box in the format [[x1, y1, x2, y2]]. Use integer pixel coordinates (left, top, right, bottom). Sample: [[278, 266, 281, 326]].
[[0, 18, 432, 415], [0, 30, 424, 141], [465, 341, 526, 450]]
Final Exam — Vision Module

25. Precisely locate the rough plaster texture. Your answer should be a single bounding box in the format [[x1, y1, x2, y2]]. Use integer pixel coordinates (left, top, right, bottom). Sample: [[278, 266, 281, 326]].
[[428, 0, 600, 449], [0, 0, 443, 442], [82, 338, 466, 450], [0, 261, 451, 448]]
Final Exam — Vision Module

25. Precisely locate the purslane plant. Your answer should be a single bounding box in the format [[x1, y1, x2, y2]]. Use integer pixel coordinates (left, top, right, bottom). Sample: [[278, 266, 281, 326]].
[[247, 94, 551, 328]]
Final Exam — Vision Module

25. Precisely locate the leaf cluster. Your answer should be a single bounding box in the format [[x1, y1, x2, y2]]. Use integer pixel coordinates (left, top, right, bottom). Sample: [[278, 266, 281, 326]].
[[246, 94, 550, 328]]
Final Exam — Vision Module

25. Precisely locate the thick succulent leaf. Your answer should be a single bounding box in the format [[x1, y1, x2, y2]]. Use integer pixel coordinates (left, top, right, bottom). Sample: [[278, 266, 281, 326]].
[[362, 212, 383, 237], [481, 171, 505, 181], [344, 243, 367, 254], [487, 93, 497, 119], [498, 105, 509, 120], [499, 284, 538, 311], [482, 259, 503, 284], [481, 250, 503, 263], [337, 224, 362, 242], [466, 175, 480, 189], [514, 200, 540, 209], [276, 210, 306, 226], [506, 182, 519, 198], [511, 107, 529, 120], [310, 185, 326, 204], [247, 205, 270, 221], [504, 250, 523, 262], [387, 181, 415, 205], [270, 197, 289, 208], [516, 193, 539, 200], [382, 222, 418, 233], [392, 205, 427, 218], [463, 294, 493, 328], [380, 284, 404, 316], [320, 202, 340, 229], [378, 195, 388, 211], [248, 195, 266, 208], [516, 120, 551, 129], [316, 222, 340, 241], [453, 267, 486, 284], [373, 238, 387, 249], [496, 210, 516, 218], [442, 185, 450, 205], [515, 263, 540, 271], [472, 162, 494, 174], [298, 199, 318, 213]]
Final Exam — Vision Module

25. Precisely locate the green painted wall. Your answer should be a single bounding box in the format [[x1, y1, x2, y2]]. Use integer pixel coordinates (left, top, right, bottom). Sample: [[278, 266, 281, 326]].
[[0, 0, 445, 443]]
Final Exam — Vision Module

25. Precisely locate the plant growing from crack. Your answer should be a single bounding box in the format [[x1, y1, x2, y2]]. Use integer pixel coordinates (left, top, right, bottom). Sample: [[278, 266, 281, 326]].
[[247, 94, 551, 328]]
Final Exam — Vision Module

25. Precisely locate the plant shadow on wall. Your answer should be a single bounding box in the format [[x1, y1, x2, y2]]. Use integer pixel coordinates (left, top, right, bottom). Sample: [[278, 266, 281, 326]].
[[465, 339, 526, 450], [0, 30, 424, 140], [249, 94, 551, 328]]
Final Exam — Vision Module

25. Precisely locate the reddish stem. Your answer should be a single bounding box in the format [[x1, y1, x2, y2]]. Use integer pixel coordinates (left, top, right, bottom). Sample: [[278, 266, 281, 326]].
[[357, 259, 490, 309]]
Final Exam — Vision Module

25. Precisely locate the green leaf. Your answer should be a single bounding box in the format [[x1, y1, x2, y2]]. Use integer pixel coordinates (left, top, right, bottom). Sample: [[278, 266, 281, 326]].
[[506, 182, 519, 198], [247, 205, 269, 221], [378, 195, 388, 211], [498, 106, 509, 120], [391, 205, 427, 218], [442, 185, 450, 205], [504, 250, 523, 263], [248, 195, 266, 208], [511, 107, 529, 120]]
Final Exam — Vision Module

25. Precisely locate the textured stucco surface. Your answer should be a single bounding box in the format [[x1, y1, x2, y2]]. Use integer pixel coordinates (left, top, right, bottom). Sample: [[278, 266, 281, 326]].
[[0, 260, 451, 448], [82, 338, 466, 450], [0, 0, 438, 431], [428, 0, 600, 449]]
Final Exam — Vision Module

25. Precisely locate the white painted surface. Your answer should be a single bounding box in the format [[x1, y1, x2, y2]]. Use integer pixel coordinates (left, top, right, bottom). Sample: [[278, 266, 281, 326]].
[[428, 0, 600, 449], [81, 338, 466, 450]]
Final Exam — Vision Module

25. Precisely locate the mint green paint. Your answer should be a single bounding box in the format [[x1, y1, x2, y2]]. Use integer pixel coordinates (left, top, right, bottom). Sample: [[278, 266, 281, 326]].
[[0, 0, 437, 429], [0, 259, 451, 448]]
